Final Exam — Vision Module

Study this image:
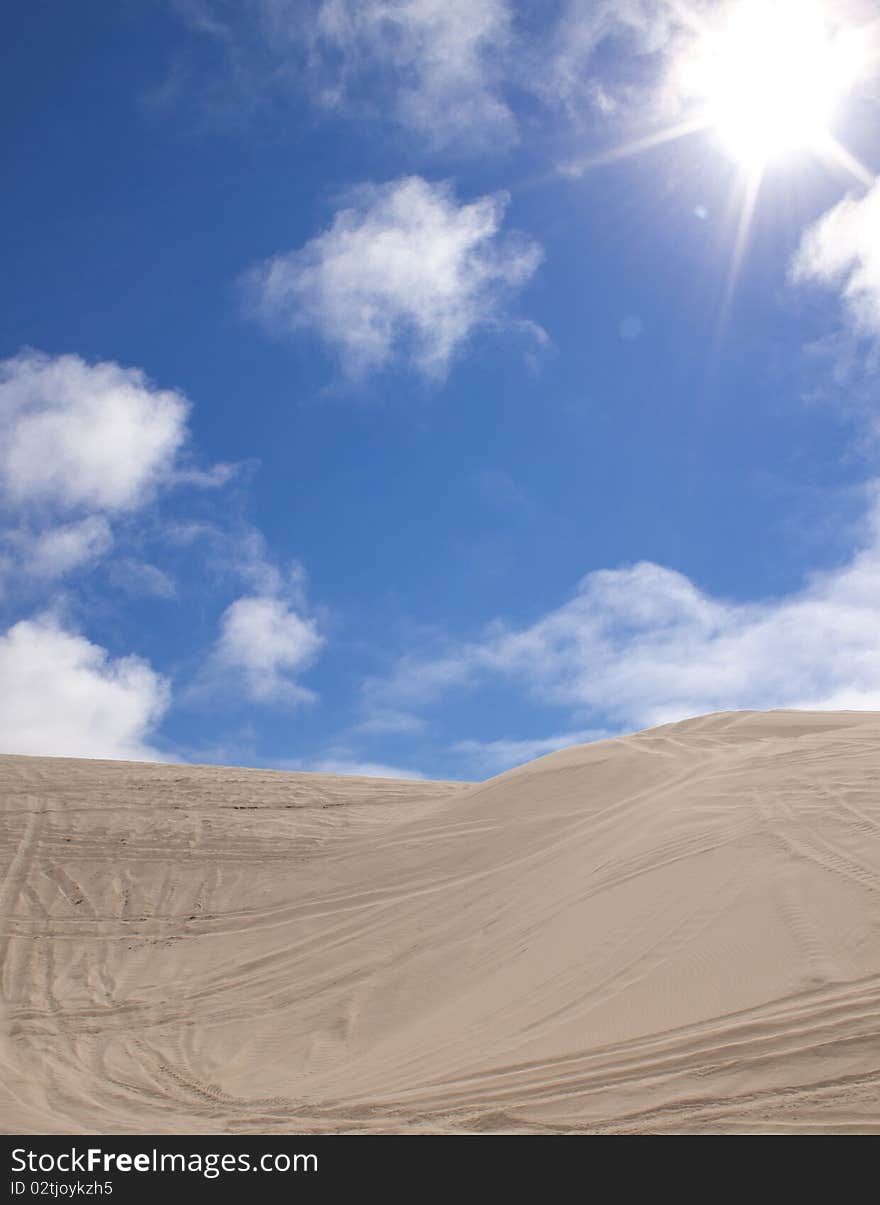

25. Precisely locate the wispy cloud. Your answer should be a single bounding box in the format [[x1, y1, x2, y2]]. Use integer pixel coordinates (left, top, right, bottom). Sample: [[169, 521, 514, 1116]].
[[473, 467, 534, 513], [307, 0, 516, 148], [539, 0, 692, 120], [166, 520, 311, 602], [5, 516, 114, 582], [169, 0, 516, 149], [167, 0, 880, 170], [354, 708, 427, 735], [451, 729, 609, 776], [278, 755, 426, 780], [245, 176, 542, 380], [107, 558, 178, 600]]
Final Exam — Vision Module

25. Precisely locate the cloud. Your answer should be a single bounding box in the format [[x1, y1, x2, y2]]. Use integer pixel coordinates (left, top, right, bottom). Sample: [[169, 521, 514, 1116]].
[[163, 520, 315, 611], [308, 0, 516, 148], [0, 347, 335, 764], [3, 516, 113, 581], [473, 467, 533, 512], [287, 756, 426, 780], [172, 0, 516, 149], [0, 615, 169, 760], [451, 729, 610, 776], [0, 351, 189, 514], [354, 708, 427, 735], [371, 489, 880, 732], [793, 178, 880, 337], [540, 0, 688, 117], [170, 0, 880, 167], [163, 523, 325, 709], [0, 349, 326, 760], [245, 175, 542, 378], [108, 558, 177, 600], [213, 595, 324, 704], [172, 460, 244, 490]]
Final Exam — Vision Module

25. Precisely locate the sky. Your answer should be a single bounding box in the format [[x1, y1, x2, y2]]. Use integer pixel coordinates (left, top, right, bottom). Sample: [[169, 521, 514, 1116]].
[[2, 0, 880, 780]]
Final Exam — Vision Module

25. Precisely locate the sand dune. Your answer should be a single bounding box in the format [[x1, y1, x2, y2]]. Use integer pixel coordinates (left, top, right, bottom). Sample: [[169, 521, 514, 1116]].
[[2, 709, 879, 1133]]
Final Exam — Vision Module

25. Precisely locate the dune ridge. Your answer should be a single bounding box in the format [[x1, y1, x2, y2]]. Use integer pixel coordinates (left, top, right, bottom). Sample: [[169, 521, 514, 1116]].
[[1, 709, 879, 1133]]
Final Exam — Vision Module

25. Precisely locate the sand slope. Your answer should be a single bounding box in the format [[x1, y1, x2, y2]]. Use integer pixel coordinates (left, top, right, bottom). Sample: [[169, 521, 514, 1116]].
[[2, 709, 879, 1133]]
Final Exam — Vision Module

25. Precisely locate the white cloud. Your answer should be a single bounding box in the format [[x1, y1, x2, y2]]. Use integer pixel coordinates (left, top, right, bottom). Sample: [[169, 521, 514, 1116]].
[[0, 615, 169, 760], [0, 351, 189, 513], [372, 491, 880, 732], [214, 595, 324, 704], [793, 179, 880, 337], [0, 350, 327, 759], [246, 176, 542, 378]]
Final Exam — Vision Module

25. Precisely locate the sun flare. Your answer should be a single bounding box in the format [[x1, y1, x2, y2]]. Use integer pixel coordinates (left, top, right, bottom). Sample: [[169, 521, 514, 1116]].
[[683, 0, 867, 169]]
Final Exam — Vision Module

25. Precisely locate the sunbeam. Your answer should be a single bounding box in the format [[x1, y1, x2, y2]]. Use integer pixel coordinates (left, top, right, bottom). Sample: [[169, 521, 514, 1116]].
[[563, 117, 710, 176], [715, 163, 764, 348], [817, 133, 877, 190]]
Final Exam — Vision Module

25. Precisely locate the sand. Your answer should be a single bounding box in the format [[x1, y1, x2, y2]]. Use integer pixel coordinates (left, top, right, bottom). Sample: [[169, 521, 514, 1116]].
[[1, 708, 879, 1134]]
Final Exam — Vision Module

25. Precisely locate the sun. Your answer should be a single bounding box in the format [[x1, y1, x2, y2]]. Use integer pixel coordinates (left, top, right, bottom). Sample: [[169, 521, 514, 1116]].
[[683, 0, 867, 170], [569, 0, 875, 336]]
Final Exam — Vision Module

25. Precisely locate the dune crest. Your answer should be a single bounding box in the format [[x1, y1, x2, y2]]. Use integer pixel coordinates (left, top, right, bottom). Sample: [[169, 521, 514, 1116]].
[[2, 709, 880, 1133]]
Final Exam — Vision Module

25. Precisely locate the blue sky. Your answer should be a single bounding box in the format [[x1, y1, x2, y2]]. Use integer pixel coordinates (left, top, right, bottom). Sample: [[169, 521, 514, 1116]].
[[2, 0, 880, 779]]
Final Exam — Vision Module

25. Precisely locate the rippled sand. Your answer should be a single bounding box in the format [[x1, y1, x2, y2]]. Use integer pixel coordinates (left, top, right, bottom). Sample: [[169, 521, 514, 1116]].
[[2, 710, 879, 1133]]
